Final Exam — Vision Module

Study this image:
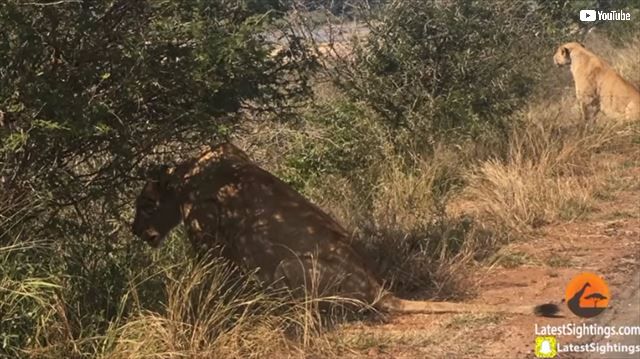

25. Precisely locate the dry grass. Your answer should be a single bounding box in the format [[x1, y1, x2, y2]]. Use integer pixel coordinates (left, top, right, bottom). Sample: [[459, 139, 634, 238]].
[[458, 34, 640, 239], [101, 255, 376, 359], [370, 147, 461, 233], [103, 258, 326, 359], [462, 97, 638, 237], [12, 252, 356, 358]]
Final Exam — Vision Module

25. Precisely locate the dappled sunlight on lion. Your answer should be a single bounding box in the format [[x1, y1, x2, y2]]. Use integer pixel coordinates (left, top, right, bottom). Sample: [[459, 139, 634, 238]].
[[132, 143, 560, 317]]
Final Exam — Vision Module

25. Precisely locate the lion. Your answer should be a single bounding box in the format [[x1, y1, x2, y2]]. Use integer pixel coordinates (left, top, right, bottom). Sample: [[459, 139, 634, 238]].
[[554, 42, 640, 122], [132, 143, 560, 316]]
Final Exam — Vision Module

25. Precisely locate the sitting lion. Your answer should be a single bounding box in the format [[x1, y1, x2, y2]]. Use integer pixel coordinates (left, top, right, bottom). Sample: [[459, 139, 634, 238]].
[[554, 42, 640, 122], [132, 143, 559, 316]]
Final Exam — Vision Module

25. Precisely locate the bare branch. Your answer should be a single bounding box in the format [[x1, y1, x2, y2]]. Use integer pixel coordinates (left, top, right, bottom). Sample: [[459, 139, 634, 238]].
[[20, 0, 81, 6]]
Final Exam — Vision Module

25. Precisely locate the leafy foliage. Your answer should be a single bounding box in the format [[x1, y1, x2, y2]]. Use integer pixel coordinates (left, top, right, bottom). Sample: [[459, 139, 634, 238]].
[[0, 1, 313, 356], [281, 101, 384, 190], [0, 0, 312, 205], [331, 0, 575, 151]]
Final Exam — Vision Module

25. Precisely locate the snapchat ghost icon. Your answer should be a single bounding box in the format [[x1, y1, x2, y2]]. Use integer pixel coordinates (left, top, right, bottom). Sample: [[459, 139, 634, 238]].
[[535, 336, 557, 358]]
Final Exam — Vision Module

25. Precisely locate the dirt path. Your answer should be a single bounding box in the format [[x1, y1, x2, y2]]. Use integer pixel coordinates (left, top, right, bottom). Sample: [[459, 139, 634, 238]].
[[586, 266, 640, 359], [336, 159, 640, 358]]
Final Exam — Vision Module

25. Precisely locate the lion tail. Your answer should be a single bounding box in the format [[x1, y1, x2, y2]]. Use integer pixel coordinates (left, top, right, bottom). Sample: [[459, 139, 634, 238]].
[[377, 295, 561, 317]]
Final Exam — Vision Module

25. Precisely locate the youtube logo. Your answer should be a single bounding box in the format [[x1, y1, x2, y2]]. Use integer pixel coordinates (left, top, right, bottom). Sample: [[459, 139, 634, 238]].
[[580, 10, 596, 22]]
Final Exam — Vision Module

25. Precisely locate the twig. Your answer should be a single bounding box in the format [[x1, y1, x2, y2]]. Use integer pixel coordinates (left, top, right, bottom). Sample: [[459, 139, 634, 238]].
[[20, 0, 81, 6]]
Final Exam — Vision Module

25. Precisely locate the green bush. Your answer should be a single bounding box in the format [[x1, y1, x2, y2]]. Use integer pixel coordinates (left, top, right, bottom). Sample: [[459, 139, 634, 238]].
[[0, 1, 313, 356], [0, 0, 312, 205], [331, 0, 576, 153], [280, 101, 384, 191]]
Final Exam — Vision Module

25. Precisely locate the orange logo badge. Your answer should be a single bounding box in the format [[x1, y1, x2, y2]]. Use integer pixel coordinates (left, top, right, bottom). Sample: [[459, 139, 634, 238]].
[[565, 272, 610, 318]]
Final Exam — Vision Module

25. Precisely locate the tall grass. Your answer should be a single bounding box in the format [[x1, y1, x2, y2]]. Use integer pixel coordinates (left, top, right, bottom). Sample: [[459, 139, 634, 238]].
[[463, 86, 639, 238], [107, 255, 369, 359], [0, 241, 60, 358], [108, 258, 291, 359]]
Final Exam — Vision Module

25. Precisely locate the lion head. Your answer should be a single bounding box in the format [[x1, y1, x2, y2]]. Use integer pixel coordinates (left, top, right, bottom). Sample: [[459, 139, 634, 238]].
[[131, 165, 182, 247], [553, 42, 584, 67]]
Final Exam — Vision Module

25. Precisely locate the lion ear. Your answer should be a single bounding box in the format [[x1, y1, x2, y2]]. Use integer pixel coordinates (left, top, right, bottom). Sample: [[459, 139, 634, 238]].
[[158, 165, 177, 191], [146, 164, 177, 191], [561, 47, 570, 58]]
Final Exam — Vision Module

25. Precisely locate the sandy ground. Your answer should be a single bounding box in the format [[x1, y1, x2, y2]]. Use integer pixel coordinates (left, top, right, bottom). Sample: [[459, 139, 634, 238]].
[[586, 268, 640, 359]]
